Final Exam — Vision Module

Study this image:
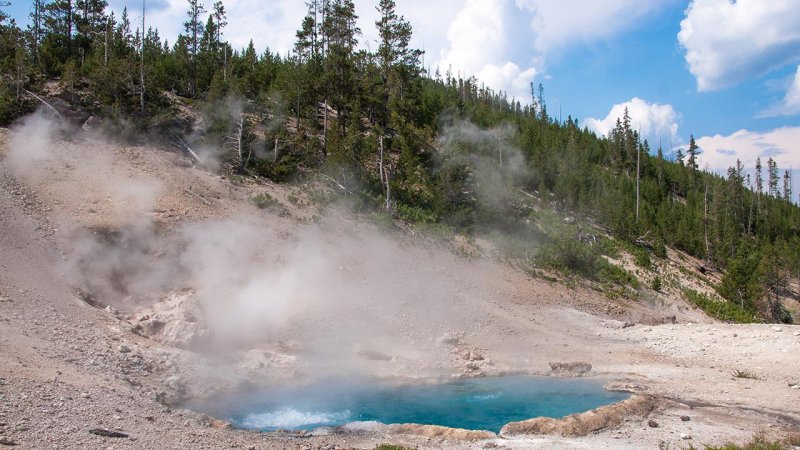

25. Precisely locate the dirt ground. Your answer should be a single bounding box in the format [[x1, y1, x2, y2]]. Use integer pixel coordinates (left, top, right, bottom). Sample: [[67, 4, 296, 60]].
[[0, 126, 798, 449]]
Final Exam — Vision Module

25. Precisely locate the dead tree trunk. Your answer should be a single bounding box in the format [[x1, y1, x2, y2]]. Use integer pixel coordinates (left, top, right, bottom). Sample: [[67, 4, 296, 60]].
[[379, 135, 385, 186], [704, 181, 710, 258], [381, 136, 392, 211], [170, 130, 201, 162], [323, 99, 328, 156], [636, 142, 641, 223], [23, 89, 63, 121], [236, 115, 243, 166]]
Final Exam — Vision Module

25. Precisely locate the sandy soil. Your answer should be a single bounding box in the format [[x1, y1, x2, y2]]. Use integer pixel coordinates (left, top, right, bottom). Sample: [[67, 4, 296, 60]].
[[0, 126, 798, 449]]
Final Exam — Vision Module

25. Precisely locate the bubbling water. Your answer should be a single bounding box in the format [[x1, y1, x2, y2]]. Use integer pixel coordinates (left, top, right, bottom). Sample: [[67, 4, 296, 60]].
[[198, 376, 630, 433]]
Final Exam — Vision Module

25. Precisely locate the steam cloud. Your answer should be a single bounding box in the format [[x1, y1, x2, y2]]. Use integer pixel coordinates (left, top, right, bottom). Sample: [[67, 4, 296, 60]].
[[436, 118, 527, 212], [3, 110, 504, 380]]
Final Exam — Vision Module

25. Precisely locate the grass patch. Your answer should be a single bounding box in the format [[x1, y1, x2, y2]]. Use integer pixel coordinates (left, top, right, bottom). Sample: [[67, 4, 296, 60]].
[[689, 433, 796, 450], [374, 446, 415, 450], [651, 275, 663, 292], [682, 289, 761, 324], [250, 192, 279, 209], [731, 369, 760, 380]]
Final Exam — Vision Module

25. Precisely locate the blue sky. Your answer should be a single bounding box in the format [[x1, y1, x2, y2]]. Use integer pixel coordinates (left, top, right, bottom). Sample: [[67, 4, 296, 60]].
[[5, 0, 800, 195]]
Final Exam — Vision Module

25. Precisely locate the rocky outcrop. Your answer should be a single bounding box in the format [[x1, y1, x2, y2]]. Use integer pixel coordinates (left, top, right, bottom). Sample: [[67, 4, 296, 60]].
[[500, 394, 658, 437], [387, 424, 496, 441], [548, 361, 592, 376], [131, 291, 212, 350]]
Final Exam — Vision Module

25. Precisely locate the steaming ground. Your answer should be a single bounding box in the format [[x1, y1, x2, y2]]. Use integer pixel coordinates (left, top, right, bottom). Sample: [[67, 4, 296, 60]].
[[0, 120, 798, 449]]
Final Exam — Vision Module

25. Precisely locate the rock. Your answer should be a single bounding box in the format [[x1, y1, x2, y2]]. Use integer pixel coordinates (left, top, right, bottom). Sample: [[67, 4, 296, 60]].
[[772, 327, 782, 333], [549, 361, 592, 376], [680, 416, 691, 422], [118, 345, 131, 353], [647, 420, 659, 428], [681, 433, 692, 440], [501, 395, 658, 437], [133, 293, 211, 350], [622, 322, 635, 329], [356, 349, 392, 361], [89, 428, 128, 438], [82, 115, 105, 131], [437, 332, 463, 346], [0, 437, 16, 446]]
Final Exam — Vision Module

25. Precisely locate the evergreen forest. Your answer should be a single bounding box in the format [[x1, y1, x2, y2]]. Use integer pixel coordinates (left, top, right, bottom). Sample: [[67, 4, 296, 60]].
[[1, 0, 798, 323]]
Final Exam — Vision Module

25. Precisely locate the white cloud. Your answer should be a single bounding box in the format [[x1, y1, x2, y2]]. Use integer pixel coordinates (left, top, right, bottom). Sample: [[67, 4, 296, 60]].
[[432, 0, 672, 102], [439, 0, 505, 76], [584, 97, 681, 148], [478, 63, 538, 102], [678, 0, 800, 92], [696, 127, 800, 200], [759, 66, 800, 117], [437, 0, 537, 102], [696, 127, 800, 172], [515, 0, 671, 53]]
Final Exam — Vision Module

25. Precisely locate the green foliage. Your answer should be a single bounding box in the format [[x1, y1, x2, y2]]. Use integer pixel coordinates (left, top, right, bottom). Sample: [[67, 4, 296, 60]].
[[633, 247, 652, 269], [396, 203, 437, 224], [651, 275, 662, 292], [250, 192, 278, 209], [691, 434, 795, 450], [683, 289, 760, 324], [731, 369, 759, 380]]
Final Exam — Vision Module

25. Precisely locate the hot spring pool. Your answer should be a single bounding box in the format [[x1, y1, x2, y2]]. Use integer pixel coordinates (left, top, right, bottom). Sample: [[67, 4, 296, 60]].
[[200, 376, 629, 433]]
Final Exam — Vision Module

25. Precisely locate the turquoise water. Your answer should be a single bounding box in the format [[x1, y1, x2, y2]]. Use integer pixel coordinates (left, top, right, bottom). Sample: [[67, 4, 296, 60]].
[[203, 376, 629, 433]]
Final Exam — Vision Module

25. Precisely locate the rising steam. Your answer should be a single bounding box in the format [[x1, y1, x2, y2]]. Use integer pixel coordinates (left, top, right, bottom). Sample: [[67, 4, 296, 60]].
[[3, 110, 514, 382]]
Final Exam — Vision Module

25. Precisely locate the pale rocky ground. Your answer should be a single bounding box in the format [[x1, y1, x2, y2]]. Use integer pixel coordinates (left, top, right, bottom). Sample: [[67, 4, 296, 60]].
[[0, 125, 798, 449]]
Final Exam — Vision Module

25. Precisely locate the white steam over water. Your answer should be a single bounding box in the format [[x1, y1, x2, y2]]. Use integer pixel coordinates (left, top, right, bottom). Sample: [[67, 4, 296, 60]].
[[239, 408, 353, 430]]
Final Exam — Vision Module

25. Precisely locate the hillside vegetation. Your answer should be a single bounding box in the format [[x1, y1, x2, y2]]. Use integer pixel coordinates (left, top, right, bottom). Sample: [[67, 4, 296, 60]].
[[1, 0, 798, 323]]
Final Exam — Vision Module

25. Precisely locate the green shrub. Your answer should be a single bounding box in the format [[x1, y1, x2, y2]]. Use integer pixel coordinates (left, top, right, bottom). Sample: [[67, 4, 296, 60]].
[[683, 289, 760, 324], [250, 192, 278, 209], [731, 369, 759, 380], [396, 203, 438, 224], [634, 248, 652, 269], [651, 275, 662, 292], [693, 433, 793, 449]]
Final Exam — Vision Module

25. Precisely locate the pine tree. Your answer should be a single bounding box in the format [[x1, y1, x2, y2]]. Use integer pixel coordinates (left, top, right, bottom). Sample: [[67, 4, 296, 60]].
[[687, 135, 700, 171], [29, 0, 47, 65], [211, 1, 227, 79], [184, 0, 205, 97], [321, 0, 360, 136], [74, 0, 108, 66], [754, 157, 763, 194], [41, 0, 76, 73], [767, 157, 779, 197], [783, 170, 792, 202], [294, 14, 316, 62], [375, 0, 421, 127]]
